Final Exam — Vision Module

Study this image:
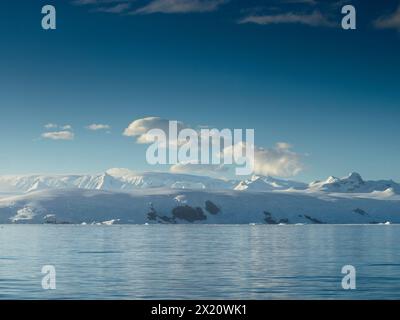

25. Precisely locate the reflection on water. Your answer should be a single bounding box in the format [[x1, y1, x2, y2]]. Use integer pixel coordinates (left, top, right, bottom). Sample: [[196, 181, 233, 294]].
[[0, 225, 399, 299]]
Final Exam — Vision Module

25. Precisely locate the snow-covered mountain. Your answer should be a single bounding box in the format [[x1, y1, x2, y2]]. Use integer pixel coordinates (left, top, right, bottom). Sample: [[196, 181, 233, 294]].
[[308, 172, 400, 194], [0, 170, 399, 224], [234, 175, 308, 191], [0, 168, 236, 194], [1, 169, 398, 195]]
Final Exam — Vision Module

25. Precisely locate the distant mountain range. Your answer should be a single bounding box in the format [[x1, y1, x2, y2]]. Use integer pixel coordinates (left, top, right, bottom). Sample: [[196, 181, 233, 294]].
[[308, 172, 400, 194], [0, 168, 236, 193], [0, 169, 399, 224], [1, 168, 398, 194]]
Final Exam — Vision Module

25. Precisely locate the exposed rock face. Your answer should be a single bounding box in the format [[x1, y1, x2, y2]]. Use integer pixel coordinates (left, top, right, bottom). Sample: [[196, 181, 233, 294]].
[[147, 205, 158, 221], [205, 200, 220, 215], [172, 205, 207, 222], [353, 208, 368, 216], [264, 211, 277, 224], [159, 215, 175, 223], [147, 205, 176, 223], [263, 211, 289, 224], [304, 215, 324, 224]]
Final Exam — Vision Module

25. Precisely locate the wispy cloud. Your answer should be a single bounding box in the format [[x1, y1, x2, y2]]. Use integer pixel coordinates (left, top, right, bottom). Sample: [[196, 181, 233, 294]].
[[42, 123, 74, 140], [44, 123, 72, 130], [374, 6, 400, 31], [282, 0, 317, 5], [72, 0, 128, 5], [86, 123, 111, 131], [94, 3, 131, 13], [42, 131, 75, 141], [71, 0, 133, 15], [239, 10, 335, 27], [170, 163, 229, 175], [44, 123, 58, 129], [133, 0, 228, 15]]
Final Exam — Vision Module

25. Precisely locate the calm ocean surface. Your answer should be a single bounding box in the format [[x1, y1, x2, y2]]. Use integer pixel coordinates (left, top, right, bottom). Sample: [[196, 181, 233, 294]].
[[0, 225, 399, 299]]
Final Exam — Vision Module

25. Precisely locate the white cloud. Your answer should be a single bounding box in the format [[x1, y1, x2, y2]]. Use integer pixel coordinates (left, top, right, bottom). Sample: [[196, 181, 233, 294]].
[[86, 123, 111, 131], [133, 0, 227, 14], [44, 123, 72, 130], [223, 142, 303, 177], [44, 123, 58, 129], [275, 142, 292, 150], [170, 163, 228, 175], [254, 143, 303, 177], [125, 117, 304, 178], [42, 131, 75, 141], [239, 10, 335, 27], [123, 117, 186, 143], [374, 6, 400, 31]]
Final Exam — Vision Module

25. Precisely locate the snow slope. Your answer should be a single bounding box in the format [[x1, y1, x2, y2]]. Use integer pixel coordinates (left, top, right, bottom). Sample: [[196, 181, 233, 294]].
[[0, 188, 399, 225], [0, 170, 399, 224]]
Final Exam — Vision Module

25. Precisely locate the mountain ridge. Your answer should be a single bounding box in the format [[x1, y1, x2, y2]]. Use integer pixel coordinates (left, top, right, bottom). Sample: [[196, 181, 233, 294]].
[[1, 169, 398, 195]]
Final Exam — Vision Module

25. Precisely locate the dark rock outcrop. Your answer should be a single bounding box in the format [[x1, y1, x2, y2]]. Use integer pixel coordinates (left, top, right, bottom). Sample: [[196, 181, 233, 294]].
[[263, 211, 290, 224], [205, 200, 220, 215], [172, 205, 207, 222], [147, 204, 175, 223], [263, 211, 277, 224], [304, 215, 324, 224], [147, 205, 158, 221], [353, 208, 368, 216], [159, 215, 176, 223]]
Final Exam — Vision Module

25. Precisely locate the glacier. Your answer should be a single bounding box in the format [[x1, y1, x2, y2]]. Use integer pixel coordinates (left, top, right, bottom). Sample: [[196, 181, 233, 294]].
[[0, 169, 399, 224]]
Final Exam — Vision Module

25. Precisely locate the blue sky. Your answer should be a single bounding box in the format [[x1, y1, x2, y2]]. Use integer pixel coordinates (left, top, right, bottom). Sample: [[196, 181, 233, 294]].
[[0, 0, 399, 182]]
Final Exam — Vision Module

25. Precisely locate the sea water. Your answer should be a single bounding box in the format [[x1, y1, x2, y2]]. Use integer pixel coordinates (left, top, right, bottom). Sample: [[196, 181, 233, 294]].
[[0, 224, 399, 299]]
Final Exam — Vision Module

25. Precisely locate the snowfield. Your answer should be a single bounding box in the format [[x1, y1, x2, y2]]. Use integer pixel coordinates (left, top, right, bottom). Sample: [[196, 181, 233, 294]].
[[0, 169, 399, 224]]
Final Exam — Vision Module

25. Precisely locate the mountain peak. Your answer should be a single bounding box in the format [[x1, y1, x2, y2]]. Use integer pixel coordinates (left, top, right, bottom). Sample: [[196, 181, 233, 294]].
[[346, 172, 363, 182], [106, 168, 135, 177], [326, 176, 339, 183]]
